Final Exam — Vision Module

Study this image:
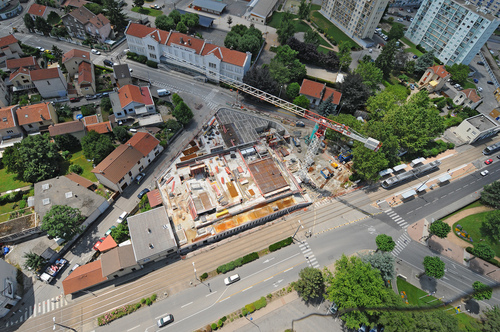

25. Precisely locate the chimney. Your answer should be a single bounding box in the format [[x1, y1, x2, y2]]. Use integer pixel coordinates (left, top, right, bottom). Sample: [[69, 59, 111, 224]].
[[99, 169, 104, 174], [125, 93, 128, 98], [180, 37, 184, 44], [140, 88, 144, 96], [188, 39, 191, 46]]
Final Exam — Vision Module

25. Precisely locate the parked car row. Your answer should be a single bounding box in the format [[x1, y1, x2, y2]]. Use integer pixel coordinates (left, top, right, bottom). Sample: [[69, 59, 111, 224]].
[[375, 30, 388, 41], [85, 92, 109, 100]]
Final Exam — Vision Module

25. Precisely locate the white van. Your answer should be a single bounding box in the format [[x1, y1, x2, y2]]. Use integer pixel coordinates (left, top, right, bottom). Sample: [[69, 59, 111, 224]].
[[157, 89, 171, 97], [117, 211, 128, 223]]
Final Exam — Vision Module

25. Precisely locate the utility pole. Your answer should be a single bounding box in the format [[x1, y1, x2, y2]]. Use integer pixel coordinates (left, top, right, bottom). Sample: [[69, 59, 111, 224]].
[[292, 220, 304, 239]]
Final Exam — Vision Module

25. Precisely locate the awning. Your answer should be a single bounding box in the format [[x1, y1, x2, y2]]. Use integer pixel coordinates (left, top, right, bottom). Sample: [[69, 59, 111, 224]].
[[416, 184, 427, 192], [411, 157, 426, 166], [379, 168, 394, 177], [429, 80, 439, 87], [393, 164, 407, 172], [439, 174, 451, 183], [402, 190, 417, 199]]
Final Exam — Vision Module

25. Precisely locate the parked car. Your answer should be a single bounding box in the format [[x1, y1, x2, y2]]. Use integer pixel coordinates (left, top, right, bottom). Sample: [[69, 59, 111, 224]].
[[135, 172, 146, 184], [44, 49, 52, 54], [36, 46, 45, 52], [150, 4, 160, 9], [95, 93, 103, 98], [116, 211, 128, 223], [70, 97, 81, 102], [487, 81, 495, 85], [477, 61, 485, 65], [397, 18, 403, 22], [137, 188, 150, 199], [85, 94, 97, 100], [296, 121, 305, 127], [409, 84, 415, 90], [473, 78, 478, 83], [412, 55, 418, 59], [224, 274, 240, 285], [91, 49, 101, 55], [481, 170, 489, 176], [93, 237, 106, 250], [104, 226, 116, 236], [497, 155, 500, 159], [69, 263, 80, 274], [478, 87, 483, 92], [157, 314, 174, 328], [103, 59, 114, 66], [485, 159, 493, 165]]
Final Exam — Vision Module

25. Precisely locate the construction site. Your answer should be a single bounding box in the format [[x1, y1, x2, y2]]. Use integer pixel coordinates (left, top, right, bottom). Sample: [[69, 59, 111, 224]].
[[156, 108, 358, 250]]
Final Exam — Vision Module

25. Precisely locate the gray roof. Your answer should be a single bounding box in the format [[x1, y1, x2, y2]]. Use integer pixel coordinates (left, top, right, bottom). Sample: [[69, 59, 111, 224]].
[[100, 244, 138, 277], [113, 64, 131, 80], [176, 9, 214, 28], [192, 0, 227, 12], [467, 114, 498, 132], [250, 0, 279, 19], [34, 176, 106, 220], [128, 207, 177, 263]]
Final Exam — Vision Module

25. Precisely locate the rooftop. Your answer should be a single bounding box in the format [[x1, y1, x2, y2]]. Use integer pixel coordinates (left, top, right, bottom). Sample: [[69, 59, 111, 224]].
[[6, 56, 37, 71], [117, 85, 153, 109], [30, 67, 61, 81], [100, 244, 138, 277], [16, 102, 53, 125], [192, 0, 227, 12], [0, 106, 17, 130], [0, 35, 18, 48], [62, 48, 91, 63], [467, 114, 498, 131], [113, 64, 131, 80], [85, 121, 112, 134], [27, 3, 47, 17], [66, 7, 110, 28], [300, 79, 324, 99], [62, 260, 106, 295], [429, 65, 450, 79], [65, 172, 94, 189], [91, 144, 144, 183], [48, 120, 85, 136], [127, 132, 160, 157], [250, 0, 279, 19], [461, 88, 481, 103]]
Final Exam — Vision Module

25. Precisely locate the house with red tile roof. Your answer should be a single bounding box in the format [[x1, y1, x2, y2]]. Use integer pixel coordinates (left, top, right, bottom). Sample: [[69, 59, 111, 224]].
[[125, 22, 251, 82], [77, 61, 96, 95], [85, 121, 112, 134], [418, 65, 450, 92], [6, 56, 38, 72], [16, 102, 58, 134], [62, 0, 89, 9], [109, 84, 155, 119], [30, 67, 67, 98], [62, 49, 91, 76], [453, 88, 483, 110], [0, 35, 23, 67], [0, 105, 23, 155], [92, 132, 163, 192], [48, 120, 86, 140], [28, 4, 48, 20], [62, 260, 107, 295], [299, 78, 342, 109], [62, 7, 111, 43]]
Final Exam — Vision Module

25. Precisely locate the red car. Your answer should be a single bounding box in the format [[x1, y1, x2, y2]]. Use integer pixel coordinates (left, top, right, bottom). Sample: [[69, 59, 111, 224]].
[[93, 237, 106, 251], [485, 159, 493, 165], [70, 97, 81, 102]]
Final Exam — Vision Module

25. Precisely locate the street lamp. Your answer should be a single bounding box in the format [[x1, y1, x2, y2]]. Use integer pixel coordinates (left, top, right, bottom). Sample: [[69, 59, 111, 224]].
[[278, 85, 283, 98], [292, 220, 304, 239], [192, 262, 198, 281]]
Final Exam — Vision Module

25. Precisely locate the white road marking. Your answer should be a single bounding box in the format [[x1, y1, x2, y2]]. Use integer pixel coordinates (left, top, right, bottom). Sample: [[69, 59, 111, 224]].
[[284, 267, 293, 272], [181, 302, 193, 308], [242, 286, 253, 292], [206, 291, 218, 297]]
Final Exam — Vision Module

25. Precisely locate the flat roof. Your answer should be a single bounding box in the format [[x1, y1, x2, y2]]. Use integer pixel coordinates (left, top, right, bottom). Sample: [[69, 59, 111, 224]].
[[248, 158, 289, 195], [192, 0, 226, 12], [402, 190, 416, 199], [467, 114, 498, 132], [176, 9, 214, 28], [250, 0, 279, 19], [439, 174, 451, 183]]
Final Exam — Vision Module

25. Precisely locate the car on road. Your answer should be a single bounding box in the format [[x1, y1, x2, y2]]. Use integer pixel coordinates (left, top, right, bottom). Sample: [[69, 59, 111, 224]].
[[85, 94, 97, 100], [70, 97, 82, 102], [224, 274, 240, 285], [138, 188, 150, 199], [481, 170, 489, 176], [150, 4, 160, 9], [117, 211, 128, 223], [397, 18, 403, 22], [69, 263, 80, 274], [478, 87, 483, 92], [157, 314, 174, 328], [93, 237, 106, 250], [95, 93, 103, 98], [485, 159, 493, 165], [487, 81, 495, 85], [135, 172, 146, 184], [473, 78, 478, 83], [44, 49, 52, 54], [497, 155, 500, 159], [103, 59, 114, 66], [36, 46, 45, 52], [296, 121, 305, 127], [91, 49, 101, 55], [477, 61, 485, 65], [104, 226, 116, 236]]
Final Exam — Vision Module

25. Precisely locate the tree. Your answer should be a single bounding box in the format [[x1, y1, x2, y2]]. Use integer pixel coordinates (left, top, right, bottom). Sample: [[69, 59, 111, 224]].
[[103, 0, 127, 33], [41, 205, 84, 241], [293, 95, 310, 108], [388, 23, 405, 41], [169, 9, 181, 24], [393, 49, 408, 72], [324, 254, 387, 329], [293, 267, 325, 302], [429, 220, 451, 239], [180, 13, 199, 31], [304, 30, 320, 47], [155, 15, 176, 31], [34, 17, 52, 35], [366, 87, 407, 119], [472, 281, 492, 300], [24, 13, 35, 32], [176, 21, 187, 34], [375, 234, 396, 252], [100, 96, 112, 113], [361, 251, 395, 281], [54, 134, 81, 152], [352, 143, 389, 181], [81, 130, 115, 164], [51, 45, 63, 62], [338, 41, 352, 70], [84, 3, 103, 14], [340, 73, 370, 114], [23, 252, 46, 272], [415, 50, 435, 73], [269, 45, 306, 85], [423, 256, 445, 279], [276, 11, 295, 45], [298, 0, 311, 20], [354, 61, 383, 91], [472, 242, 496, 260], [227, 16, 232, 27], [171, 93, 183, 106], [445, 63, 471, 86], [2, 134, 60, 183], [317, 94, 336, 117], [375, 40, 398, 78], [243, 66, 279, 96], [481, 181, 500, 209], [133, 0, 144, 7], [69, 164, 83, 175], [173, 101, 194, 125], [113, 126, 129, 143], [286, 82, 300, 100], [224, 31, 240, 50], [483, 306, 500, 332], [110, 220, 130, 243], [238, 34, 261, 55], [405, 60, 416, 75], [482, 210, 500, 242]]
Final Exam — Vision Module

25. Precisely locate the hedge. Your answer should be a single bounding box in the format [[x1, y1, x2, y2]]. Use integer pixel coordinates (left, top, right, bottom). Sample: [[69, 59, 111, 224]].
[[241, 297, 267, 317], [216, 252, 259, 274], [146, 60, 158, 68], [269, 237, 293, 252], [466, 247, 500, 267]]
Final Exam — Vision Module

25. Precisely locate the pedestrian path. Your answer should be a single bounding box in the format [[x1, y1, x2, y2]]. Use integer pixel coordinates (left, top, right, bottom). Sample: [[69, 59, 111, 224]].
[[203, 89, 220, 111], [5, 294, 67, 327], [314, 197, 334, 208], [384, 208, 408, 228], [392, 233, 411, 257], [298, 241, 320, 269]]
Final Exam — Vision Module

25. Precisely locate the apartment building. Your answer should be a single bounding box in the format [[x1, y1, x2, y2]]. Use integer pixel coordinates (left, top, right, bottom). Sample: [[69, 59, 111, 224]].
[[320, 0, 389, 45], [466, 0, 500, 17], [405, 0, 500, 65]]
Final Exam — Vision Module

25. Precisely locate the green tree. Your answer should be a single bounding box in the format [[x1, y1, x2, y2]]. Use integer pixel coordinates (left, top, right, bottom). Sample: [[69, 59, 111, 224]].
[[100, 96, 112, 113], [339, 73, 370, 114], [388, 23, 405, 41], [286, 82, 300, 100], [354, 61, 383, 91], [54, 134, 81, 152], [173, 101, 194, 125], [304, 30, 320, 47], [352, 143, 389, 181], [23, 252, 46, 272], [243, 66, 279, 96], [293, 267, 325, 302], [445, 63, 469, 86], [481, 181, 500, 209], [472, 281, 492, 300], [317, 94, 337, 117], [176, 21, 187, 34], [366, 86, 407, 119], [415, 50, 435, 73], [41, 205, 84, 241], [483, 306, 500, 332], [338, 41, 352, 70], [238, 34, 261, 55], [324, 254, 387, 329], [103, 0, 128, 32], [429, 220, 451, 239], [375, 40, 398, 78], [375, 234, 395, 252], [293, 95, 310, 108], [423, 256, 445, 279], [84, 3, 103, 14], [51, 45, 63, 62], [155, 15, 176, 31], [181, 13, 199, 30], [133, 0, 144, 7], [2, 134, 60, 183], [269, 45, 306, 85], [224, 31, 240, 50], [405, 60, 416, 75], [171, 93, 183, 106], [168, 9, 181, 24], [81, 130, 115, 164], [472, 242, 496, 260], [34, 17, 52, 35], [483, 210, 500, 242], [364, 120, 400, 167], [361, 251, 395, 281], [277, 11, 295, 45], [24, 14, 35, 32], [298, 0, 311, 20], [110, 220, 130, 243], [113, 126, 129, 143], [69, 164, 83, 175]]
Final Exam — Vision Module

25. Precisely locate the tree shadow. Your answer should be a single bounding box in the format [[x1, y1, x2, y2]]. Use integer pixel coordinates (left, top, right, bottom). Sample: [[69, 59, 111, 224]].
[[418, 275, 438, 294], [465, 298, 480, 315]]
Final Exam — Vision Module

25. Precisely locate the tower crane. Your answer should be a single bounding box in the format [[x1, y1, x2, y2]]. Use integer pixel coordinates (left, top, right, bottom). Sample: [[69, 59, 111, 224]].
[[160, 53, 381, 180]]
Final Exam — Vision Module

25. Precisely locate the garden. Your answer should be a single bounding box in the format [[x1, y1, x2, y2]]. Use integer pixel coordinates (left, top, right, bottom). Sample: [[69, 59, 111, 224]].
[[453, 211, 500, 256]]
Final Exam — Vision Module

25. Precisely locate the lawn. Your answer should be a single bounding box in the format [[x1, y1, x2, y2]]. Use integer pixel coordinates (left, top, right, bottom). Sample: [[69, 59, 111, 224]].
[[443, 200, 483, 219], [311, 11, 359, 48], [69, 150, 97, 182], [0, 168, 30, 193], [131, 7, 163, 17], [318, 46, 331, 54], [453, 211, 500, 256], [267, 12, 298, 29], [397, 277, 440, 307], [401, 36, 424, 56]]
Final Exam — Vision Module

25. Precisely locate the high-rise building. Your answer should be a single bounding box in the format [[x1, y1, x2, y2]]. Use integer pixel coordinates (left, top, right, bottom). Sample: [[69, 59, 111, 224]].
[[467, 0, 500, 17], [406, 0, 500, 65], [320, 0, 389, 45]]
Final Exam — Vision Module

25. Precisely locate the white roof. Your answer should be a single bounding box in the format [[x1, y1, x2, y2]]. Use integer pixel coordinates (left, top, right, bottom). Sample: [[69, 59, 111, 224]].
[[439, 174, 451, 182], [392, 164, 407, 172], [402, 190, 416, 199], [416, 184, 427, 192], [378, 168, 393, 177]]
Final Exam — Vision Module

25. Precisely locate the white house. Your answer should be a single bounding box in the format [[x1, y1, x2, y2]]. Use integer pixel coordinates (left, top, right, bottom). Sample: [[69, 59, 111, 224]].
[[30, 67, 67, 98], [109, 84, 155, 119]]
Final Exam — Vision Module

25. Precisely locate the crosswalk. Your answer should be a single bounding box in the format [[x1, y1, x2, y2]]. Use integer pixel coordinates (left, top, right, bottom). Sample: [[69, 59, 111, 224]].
[[314, 197, 334, 208], [204, 89, 219, 111], [384, 208, 408, 228], [5, 294, 68, 327], [299, 241, 321, 269], [392, 233, 411, 257]]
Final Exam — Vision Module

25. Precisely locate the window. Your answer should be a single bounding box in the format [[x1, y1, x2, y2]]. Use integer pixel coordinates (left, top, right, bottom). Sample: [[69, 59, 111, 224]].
[[209, 63, 216, 69], [6, 130, 13, 134], [28, 124, 33, 128], [128, 171, 132, 177], [149, 54, 157, 59], [148, 45, 155, 50], [47, 81, 51, 85]]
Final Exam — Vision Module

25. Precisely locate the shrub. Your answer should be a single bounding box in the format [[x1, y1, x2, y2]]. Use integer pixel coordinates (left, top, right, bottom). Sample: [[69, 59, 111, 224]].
[[146, 298, 152, 306], [267, 293, 272, 299], [135, 303, 141, 309], [221, 316, 227, 322], [242, 252, 259, 264], [218, 319, 224, 328], [151, 293, 157, 302], [254, 297, 267, 310], [140, 298, 146, 304], [200, 272, 208, 280], [69, 164, 83, 175], [205, 324, 213, 332], [62, 150, 71, 160], [211, 323, 217, 330], [241, 308, 248, 316], [269, 237, 293, 252], [234, 257, 243, 267], [146, 60, 158, 68], [245, 303, 256, 313], [137, 55, 148, 63]]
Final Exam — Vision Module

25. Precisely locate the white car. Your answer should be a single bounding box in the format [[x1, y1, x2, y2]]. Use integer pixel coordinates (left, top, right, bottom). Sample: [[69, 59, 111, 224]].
[[157, 314, 174, 327], [91, 49, 101, 55], [481, 170, 489, 176], [116, 211, 128, 223], [224, 274, 240, 285], [36, 46, 45, 52], [478, 87, 483, 92]]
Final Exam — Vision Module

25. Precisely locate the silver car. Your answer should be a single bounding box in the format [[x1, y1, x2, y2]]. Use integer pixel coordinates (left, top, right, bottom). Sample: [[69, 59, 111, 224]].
[[224, 274, 240, 285], [157, 314, 174, 327]]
